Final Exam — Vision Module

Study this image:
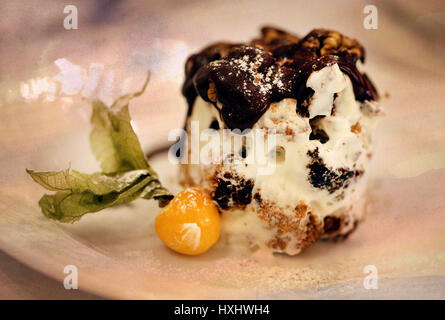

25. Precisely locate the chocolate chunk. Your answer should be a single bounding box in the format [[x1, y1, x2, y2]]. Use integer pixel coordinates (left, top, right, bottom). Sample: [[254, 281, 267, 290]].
[[309, 116, 330, 144], [253, 192, 262, 204], [323, 216, 341, 234], [323, 219, 359, 241], [182, 27, 379, 130], [209, 119, 220, 130], [213, 174, 254, 209], [307, 148, 363, 193], [309, 129, 329, 144]]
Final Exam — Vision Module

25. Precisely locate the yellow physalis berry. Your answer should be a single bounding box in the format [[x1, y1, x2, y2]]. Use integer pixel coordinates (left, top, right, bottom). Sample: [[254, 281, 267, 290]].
[[155, 188, 220, 255]]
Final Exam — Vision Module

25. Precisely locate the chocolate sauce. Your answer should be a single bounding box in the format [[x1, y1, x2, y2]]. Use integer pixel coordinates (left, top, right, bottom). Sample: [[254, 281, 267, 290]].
[[182, 42, 239, 116], [182, 27, 379, 130]]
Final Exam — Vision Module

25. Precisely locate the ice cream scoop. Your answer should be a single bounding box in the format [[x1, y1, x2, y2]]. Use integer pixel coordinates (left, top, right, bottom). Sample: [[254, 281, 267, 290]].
[[180, 27, 383, 255]]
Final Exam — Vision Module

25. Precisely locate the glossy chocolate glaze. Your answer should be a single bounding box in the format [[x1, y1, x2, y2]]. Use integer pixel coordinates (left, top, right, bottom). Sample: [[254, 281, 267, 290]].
[[182, 27, 379, 130]]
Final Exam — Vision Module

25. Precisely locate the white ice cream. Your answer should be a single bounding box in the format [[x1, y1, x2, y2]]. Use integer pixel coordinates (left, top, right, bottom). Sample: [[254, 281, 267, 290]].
[[181, 63, 382, 255]]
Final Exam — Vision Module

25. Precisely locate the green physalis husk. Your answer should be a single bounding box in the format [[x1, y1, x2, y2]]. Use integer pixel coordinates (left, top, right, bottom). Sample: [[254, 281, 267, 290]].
[[27, 73, 173, 223]]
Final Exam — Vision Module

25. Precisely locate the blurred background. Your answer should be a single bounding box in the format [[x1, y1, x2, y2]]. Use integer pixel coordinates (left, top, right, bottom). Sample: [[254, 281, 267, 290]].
[[1, 0, 445, 170], [0, 0, 444, 299]]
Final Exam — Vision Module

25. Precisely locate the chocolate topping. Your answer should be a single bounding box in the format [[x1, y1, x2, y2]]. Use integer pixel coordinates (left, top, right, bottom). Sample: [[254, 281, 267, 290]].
[[182, 27, 379, 130], [182, 42, 239, 116]]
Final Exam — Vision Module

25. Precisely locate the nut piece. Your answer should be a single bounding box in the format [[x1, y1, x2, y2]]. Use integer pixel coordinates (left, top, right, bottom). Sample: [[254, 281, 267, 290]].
[[260, 26, 300, 45], [351, 122, 362, 134], [320, 31, 342, 56], [251, 26, 300, 52], [207, 82, 217, 102], [300, 29, 365, 62]]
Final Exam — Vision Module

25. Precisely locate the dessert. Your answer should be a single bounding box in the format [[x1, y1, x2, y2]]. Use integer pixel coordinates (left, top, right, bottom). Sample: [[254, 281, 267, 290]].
[[27, 27, 383, 258], [180, 27, 383, 255]]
